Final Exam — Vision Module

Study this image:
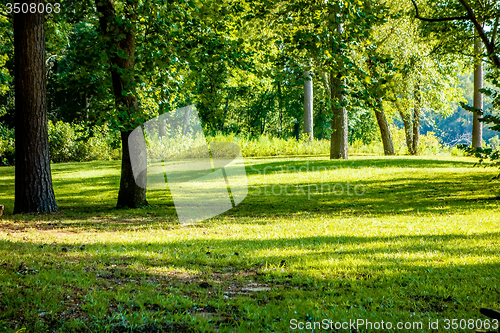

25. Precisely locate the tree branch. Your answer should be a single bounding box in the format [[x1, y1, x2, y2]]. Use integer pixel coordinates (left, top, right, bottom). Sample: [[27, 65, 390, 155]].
[[491, 13, 499, 46], [458, 0, 500, 68], [410, 0, 470, 22]]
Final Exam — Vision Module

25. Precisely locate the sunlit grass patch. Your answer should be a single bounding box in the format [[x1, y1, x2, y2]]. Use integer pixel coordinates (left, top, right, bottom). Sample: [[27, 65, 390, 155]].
[[0, 156, 499, 332]]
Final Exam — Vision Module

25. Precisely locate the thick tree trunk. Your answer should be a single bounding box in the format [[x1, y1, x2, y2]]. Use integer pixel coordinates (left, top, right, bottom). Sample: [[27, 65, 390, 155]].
[[329, 72, 348, 159], [95, 0, 147, 208], [472, 34, 483, 148], [412, 81, 421, 155], [14, 1, 58, 214], [117, 130, 147, 208], [303, 71, 313, 141]]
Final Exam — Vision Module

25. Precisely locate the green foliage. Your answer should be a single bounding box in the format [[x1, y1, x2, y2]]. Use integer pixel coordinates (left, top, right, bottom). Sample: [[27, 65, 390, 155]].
[[0, 123, 14, 166], [210, 133, 329, 157], [47, 121, 120, 164]]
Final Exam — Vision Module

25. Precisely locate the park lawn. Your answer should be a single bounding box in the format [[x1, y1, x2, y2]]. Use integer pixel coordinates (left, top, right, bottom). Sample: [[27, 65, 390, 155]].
[[0, 155, 500, 332]]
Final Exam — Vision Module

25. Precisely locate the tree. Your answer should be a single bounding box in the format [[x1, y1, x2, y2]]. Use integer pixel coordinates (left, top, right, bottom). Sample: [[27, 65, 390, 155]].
[[472, 34, 483, 148], [364, 50, 395, 155], [14, 0, 58, 213], [94, 0, 147, 208], [303, 70, 313, 141], [272, 1, 385, 159], [370, 2, 465, 155], [409, 0, 500, 151], [410, 0, 499, 69]]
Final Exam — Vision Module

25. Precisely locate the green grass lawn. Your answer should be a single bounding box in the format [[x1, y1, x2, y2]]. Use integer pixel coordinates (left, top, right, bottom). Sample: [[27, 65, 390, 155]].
[[0, 156, 500, 332]]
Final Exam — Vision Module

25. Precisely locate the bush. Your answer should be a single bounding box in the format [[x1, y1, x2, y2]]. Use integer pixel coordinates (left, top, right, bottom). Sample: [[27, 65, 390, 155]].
[[0, 120, 474, 167], [0, 123, 15, 166], [47, 121, 121, 163]]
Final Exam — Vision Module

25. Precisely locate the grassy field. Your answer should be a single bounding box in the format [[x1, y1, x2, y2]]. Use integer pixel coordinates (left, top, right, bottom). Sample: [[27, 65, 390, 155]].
[[0, 155, 499, 332]]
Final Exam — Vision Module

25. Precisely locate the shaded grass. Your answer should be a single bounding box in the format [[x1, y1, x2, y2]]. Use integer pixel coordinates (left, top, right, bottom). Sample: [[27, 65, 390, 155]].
[[0, 156, 499, 332]]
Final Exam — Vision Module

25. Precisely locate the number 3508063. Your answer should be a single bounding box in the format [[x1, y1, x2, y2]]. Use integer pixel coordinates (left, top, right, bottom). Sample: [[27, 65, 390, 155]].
[[5, 3, 61, 14]]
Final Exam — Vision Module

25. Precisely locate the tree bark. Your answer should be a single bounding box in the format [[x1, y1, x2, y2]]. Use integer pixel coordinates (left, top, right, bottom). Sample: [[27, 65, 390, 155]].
[[329, 72, 348, 159], [365, 58, 394, 155], [95, 0, 147, 208], [374, 106, 395, 155], [14, 0, 58, 214], [395, 98, 415, 155], [412, 81, 422, 155], [472, 33, 483, 148], [303, 71, 313, 141]]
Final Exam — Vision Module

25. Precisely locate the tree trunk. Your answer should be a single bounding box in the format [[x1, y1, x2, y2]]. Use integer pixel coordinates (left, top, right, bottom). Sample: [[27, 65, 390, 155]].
[[277, 81, 283, 136], [220, 88, 232, 131], [117, 130, 147, 208], [303, 71, 313, 141], [472, 33, 483, 148], [95, 0, 147, 208], [412, 81, 421, 155], [14, 1, 58, 214], [329, 72, 348, 159], [396, 100, 415, 155], [159, 118, 166, 137], [374, 105, 395, 155], [365, 58, 394, 155]]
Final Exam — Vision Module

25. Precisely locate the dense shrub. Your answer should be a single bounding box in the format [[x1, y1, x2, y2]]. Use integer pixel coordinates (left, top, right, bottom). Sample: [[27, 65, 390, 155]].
[[47, 121, 121, 163], [0, 124, 15, 166]]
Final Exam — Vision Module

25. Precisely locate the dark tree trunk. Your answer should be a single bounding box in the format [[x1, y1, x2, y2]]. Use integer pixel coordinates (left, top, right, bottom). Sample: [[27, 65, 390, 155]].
[[14, 1, 58, 214], [117, 130, 147, 208], [329, 73, 348, 159], [412, 81, 421, 155], [95, 0, 147, 208], [293, 122, 300, 141]]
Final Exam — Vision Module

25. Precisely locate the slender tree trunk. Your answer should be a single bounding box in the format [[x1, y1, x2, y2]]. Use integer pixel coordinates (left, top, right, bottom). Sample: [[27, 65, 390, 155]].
[[412, 81, 421, 155], [294, 123, 300, 141], [303, 71, 313, 141], [95, 0, 147, 208], [159, 118, 166, 137], [365, 58, 394, 155], [14, 0, 58, 213], [329, 72, 348, 159], [395, 99, 414, 155], [182, 105, 192, 135], [277, 81, 283, 136], [220, 88, 232, 131], [472, 33, 483, 148]]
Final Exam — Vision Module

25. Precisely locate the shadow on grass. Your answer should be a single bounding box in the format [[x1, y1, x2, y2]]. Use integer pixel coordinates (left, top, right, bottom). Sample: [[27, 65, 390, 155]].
[[0, 230, 499, 331], [0, 157, 498, 229]]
